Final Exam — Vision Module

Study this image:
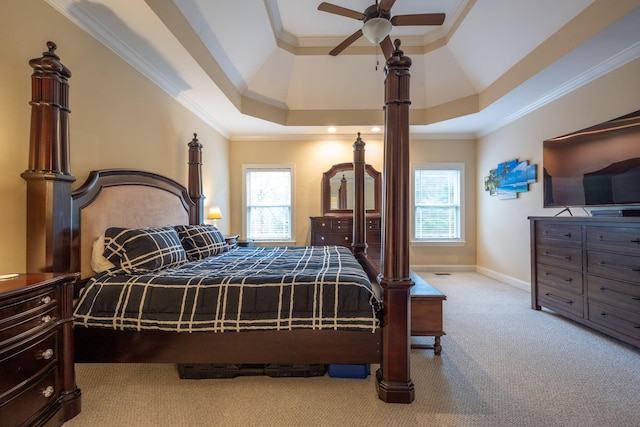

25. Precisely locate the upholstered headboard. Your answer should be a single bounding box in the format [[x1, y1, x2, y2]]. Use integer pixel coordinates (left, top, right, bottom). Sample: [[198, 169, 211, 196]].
[[71, 169, 196, 280]]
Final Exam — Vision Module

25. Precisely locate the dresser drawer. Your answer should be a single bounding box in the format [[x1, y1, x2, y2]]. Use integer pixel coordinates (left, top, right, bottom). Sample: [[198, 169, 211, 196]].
[[0, 288, 57, 323], [313, 233, 351, 245], [536, 223, 582, 247], [331, 219, 353, 230], [538, 283, 584, 318], [536, 244, 582, 270], [0, 366, 59, 427], [312, 219, 332, 231], [367, 218, 381, 230], [588, 299, 640, 342], [0, 303, 58, 346], [536, 263, 583, 294], [0, 331, 58, 399], [587, 275, 640, 314], [587, 250, 640, 283], [586, 226, 640, 254]]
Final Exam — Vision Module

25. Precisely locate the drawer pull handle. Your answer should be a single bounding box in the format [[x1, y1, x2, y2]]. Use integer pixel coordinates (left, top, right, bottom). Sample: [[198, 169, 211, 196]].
[[543, 272, 572, 282], [42, 385, 55, 398], [564, 233, 572, 237], [632, 296, 640, 301], [544, 292, 573, 305], [41, 315, 52, 324], [543, 251, 571, 260], [42, 386, 55, 398], [41, 296, 52, 304], [631, 238, 640, 244], [38, 348, 54, 360]]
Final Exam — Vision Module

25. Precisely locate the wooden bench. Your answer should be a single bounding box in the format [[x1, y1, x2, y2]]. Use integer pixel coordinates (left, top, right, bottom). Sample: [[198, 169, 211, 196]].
[[410, 272, 446, 355]]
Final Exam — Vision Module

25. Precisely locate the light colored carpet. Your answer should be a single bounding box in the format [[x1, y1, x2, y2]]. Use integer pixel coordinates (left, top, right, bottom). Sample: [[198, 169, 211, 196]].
[[64, 273, 640, 427]]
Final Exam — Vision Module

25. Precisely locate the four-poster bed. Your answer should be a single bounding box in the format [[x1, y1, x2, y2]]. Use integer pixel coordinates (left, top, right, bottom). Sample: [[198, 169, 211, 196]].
[[23, 40, 416, 404]]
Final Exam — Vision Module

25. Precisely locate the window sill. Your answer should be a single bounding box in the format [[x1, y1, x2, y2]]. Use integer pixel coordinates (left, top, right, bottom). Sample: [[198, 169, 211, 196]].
[[411, 240, 465, 247]]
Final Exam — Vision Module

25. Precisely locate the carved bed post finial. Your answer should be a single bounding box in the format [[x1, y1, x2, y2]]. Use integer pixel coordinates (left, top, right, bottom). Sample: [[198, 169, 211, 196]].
[[187, 133, 205, 224], [22, 41, 75, 273], [376, 39, 415, 404], [352, 132, 367, 256]]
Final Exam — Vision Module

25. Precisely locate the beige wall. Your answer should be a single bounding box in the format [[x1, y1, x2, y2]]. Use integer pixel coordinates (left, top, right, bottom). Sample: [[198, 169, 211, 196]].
[[410, 139, 477, 268], [228, 137, 384, 245], [477, 58, 640, 285], [2, 1, 637, 283], [0, 0, 229, 273], [229, 136, 477, 268]]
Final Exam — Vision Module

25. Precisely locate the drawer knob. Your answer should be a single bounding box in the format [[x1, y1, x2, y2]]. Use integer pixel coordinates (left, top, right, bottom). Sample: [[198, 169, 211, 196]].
[[41, 315, 52, 324], [42, 386, 55, 398], [41, 296, 52, 304], [344, 236, 349, 241], [38, 348, 54, 360]]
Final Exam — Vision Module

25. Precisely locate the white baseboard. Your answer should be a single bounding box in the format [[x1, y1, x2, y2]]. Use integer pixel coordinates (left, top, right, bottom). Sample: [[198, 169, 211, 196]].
[[410, 265, 476, 273], [410, 264, 531, 293], [475, 266, 530, 292]]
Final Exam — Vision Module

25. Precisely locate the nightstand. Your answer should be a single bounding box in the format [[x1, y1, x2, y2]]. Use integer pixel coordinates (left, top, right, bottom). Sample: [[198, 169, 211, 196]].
[[0, 273, 82, 426], [237, 239, 254, 248], [410, 272, 446, 355]]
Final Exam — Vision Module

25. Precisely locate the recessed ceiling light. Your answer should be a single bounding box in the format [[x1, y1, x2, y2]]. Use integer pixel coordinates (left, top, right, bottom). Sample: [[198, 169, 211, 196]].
[[327, 127, 337, 133], [371, 127, 381, 132]]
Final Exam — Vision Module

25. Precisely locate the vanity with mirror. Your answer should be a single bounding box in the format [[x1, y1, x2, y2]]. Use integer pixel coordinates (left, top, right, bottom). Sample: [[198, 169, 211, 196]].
[[310, 162, 382, 254]]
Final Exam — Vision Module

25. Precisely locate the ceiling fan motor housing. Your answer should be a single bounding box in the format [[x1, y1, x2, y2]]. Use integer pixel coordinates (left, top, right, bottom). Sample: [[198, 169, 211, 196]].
[[364, 4, 391, 22]]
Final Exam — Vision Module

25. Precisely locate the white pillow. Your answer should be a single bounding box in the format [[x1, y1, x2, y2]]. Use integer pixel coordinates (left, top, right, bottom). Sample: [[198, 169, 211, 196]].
[[90, 234, 116, 273]]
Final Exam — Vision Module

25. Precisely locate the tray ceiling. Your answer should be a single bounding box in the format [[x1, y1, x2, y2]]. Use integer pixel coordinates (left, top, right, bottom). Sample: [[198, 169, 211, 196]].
[[46, 0, 640, 139]]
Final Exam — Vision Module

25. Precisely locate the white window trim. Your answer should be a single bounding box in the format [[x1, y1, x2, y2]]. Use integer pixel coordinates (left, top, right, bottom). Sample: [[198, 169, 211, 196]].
[[411, 162, 465, 245], [242, 164, 295, 244]]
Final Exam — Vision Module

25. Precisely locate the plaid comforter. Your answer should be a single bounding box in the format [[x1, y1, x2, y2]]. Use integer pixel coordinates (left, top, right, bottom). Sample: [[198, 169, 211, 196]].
[[74, 245, 381, 333]]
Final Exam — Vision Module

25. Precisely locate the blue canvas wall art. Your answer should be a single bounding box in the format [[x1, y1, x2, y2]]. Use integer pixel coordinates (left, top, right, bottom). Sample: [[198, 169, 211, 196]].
[[484, 159, 537, 200]]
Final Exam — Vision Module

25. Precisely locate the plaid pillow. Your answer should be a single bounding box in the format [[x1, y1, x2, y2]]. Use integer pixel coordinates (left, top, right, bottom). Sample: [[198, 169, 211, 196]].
[[174, 225, 227, 261], [104, 226, 187, 273]]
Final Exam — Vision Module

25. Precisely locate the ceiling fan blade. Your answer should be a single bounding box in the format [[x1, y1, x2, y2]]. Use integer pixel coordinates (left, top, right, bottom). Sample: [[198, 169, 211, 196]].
[[329, 29, 363, 56], [391, 13, 445, 26], [378, 0, 397, 12], [380, 36, 393, 59], [318, 2, 364, 20]]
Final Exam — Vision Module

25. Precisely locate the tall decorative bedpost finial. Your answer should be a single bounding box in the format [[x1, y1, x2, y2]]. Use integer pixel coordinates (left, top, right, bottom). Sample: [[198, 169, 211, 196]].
[[352, 132, 367, 256], [22, 42, 75, 273], [377, 38, 415, 404], [188, 133, 205, 224]]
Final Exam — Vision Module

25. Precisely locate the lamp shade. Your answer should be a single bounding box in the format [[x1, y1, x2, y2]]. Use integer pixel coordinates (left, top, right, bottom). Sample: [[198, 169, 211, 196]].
[[362, 17, 392, 44], [207, 206, 222, 220]]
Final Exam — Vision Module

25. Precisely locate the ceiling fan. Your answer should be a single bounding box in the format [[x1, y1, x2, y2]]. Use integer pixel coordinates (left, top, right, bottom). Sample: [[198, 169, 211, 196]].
[[317, 0, 445, 57]]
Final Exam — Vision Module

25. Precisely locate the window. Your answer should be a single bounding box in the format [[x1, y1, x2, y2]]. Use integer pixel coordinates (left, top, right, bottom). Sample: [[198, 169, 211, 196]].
[[412, 163, 464, 243], [243, 165, 293, 241]]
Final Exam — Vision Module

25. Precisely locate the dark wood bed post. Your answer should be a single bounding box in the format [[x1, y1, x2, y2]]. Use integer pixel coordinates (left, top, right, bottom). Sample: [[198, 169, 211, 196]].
[[352, 133, 367, 256], [187, 133, 204, 224], [376, 39, 415, 404], [21, 41, 75, 273]]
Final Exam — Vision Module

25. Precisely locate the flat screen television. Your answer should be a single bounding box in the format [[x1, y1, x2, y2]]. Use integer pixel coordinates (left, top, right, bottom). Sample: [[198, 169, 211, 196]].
[[543, 109, 640, 209]]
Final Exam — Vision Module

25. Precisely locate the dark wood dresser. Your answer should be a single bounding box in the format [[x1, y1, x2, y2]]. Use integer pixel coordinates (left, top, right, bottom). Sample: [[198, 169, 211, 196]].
[[310, 214, 381, 251], [529, 216, 640, 348], [0, 273, 81, 426]]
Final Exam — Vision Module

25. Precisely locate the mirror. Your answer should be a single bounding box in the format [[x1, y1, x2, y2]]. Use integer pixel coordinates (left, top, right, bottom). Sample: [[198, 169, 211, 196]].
[[322, 162, 381, 215]]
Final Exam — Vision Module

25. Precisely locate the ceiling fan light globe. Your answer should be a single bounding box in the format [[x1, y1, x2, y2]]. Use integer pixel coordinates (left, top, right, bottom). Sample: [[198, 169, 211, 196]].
[[362, 17, 392, 44]]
